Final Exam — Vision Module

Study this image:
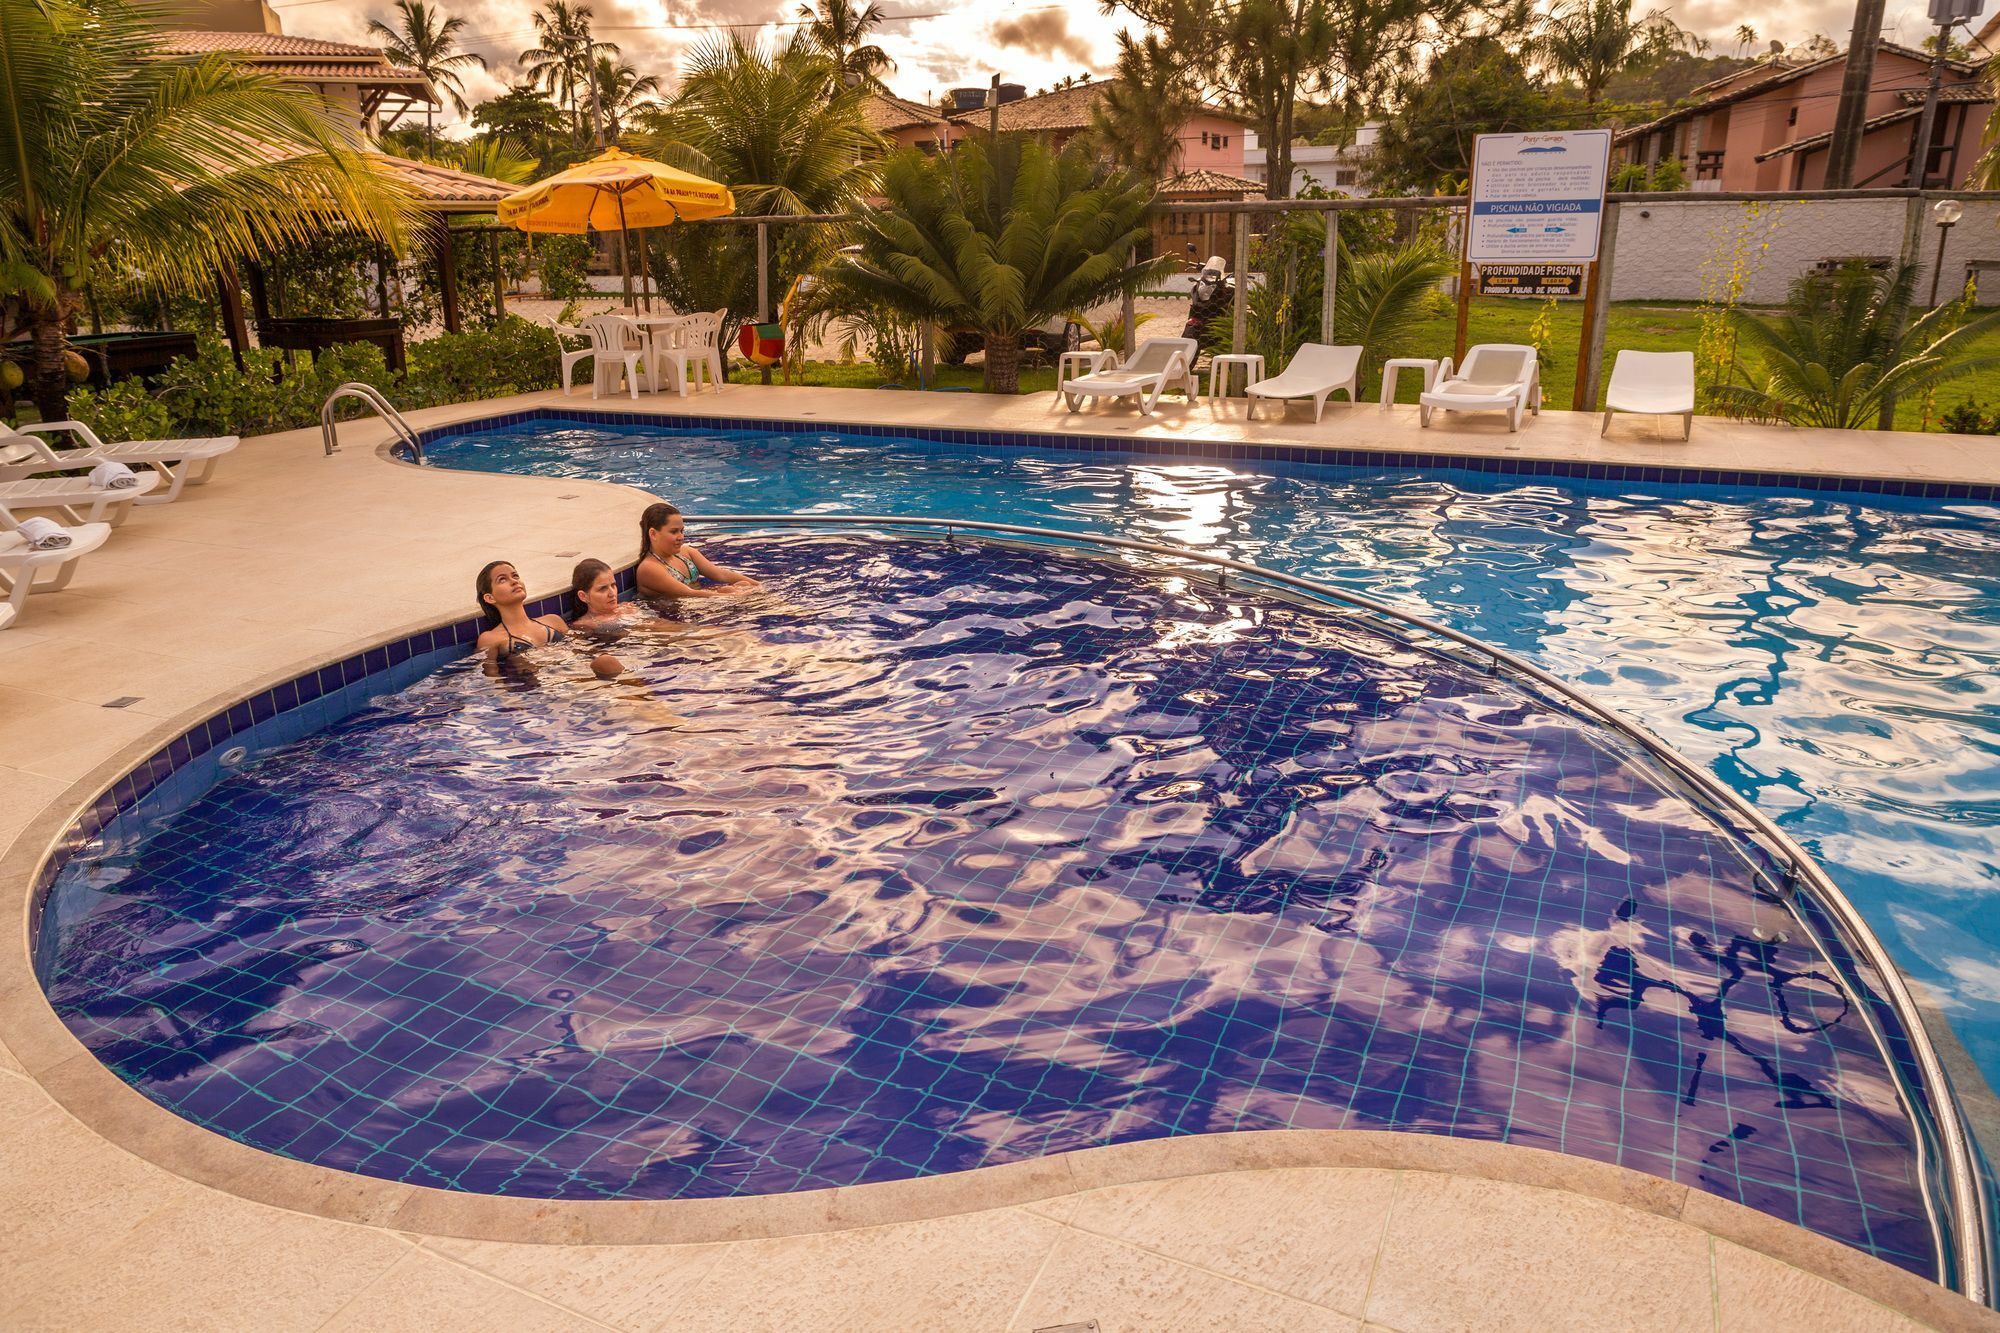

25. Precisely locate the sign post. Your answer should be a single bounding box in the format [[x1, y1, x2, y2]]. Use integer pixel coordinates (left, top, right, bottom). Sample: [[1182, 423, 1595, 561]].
[[1463, 130, 1612, 407]]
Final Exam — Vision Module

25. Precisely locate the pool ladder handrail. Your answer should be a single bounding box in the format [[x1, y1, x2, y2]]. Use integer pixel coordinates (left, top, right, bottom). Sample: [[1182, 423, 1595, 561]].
[[698, 511, 1995, 1307], [321, 383, 423, 461]]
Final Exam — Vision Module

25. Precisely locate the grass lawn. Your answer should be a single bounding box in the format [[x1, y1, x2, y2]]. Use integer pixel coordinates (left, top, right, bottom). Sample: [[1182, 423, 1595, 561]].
[[756, 298, 2000, 434]]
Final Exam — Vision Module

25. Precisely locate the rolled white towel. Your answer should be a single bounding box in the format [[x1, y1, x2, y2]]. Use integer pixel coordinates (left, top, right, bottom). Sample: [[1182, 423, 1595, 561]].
[[15, 516, 70, 549], [89, 460, 138, 490]]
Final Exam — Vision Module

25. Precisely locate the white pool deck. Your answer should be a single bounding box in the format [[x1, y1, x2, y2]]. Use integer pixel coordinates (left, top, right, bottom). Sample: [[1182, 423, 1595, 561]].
[[2, 386, 1998, 1331]]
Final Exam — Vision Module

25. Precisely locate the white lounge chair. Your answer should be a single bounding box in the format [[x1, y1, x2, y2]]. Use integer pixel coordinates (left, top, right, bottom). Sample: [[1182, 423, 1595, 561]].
[[1419, 343, 1542, 432], [0, 421, 238, 504], [1244, 343, 1363, 422], [1061, 336, 1200, 415], [1601, 350, 1695, 440], [0, 470, 159, 526], [581, 314, 646, 400], [0, 506, 112, 626]]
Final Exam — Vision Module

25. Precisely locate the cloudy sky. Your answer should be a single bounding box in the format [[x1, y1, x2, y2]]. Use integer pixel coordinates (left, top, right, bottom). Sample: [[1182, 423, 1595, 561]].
[[270, 0, 1985, 135]]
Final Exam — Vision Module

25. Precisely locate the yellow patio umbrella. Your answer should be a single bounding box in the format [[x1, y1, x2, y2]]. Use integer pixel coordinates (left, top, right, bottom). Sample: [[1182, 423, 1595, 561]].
[[497, 146, 736, 307]]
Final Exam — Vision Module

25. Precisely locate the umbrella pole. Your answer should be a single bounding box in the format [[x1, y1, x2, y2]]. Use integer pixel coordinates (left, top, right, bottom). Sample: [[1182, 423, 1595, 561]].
[[616, 189, 633, 309], [637, 227, 652, 313]]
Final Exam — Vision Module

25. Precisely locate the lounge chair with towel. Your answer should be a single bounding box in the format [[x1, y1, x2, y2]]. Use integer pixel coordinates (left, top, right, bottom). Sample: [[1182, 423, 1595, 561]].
[[0, 505, 112, 627], [1060, 336, 1200, 415], [1601, 350, 1695, 440], [0, 421, 239, 504], [1419, 343, 1542, 432], [1243, 343, 1363, 422], [0, 463, 158, 526]]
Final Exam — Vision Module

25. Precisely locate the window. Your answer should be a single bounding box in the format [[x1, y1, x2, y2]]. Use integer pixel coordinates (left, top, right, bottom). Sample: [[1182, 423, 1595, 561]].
[[1334, 168, 1357, 186], [1787, 107, 1798, 128], [1201, 131, 1210, 147], [1221, 135, 1230, 148]]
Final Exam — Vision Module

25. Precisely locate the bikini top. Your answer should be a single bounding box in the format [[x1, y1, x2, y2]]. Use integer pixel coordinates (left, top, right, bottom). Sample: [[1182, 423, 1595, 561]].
[[504, 620, 565, 653]]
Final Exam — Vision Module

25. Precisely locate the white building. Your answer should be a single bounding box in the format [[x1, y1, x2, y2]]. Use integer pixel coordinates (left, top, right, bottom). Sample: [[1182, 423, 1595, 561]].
[[1243, 123, 1383, 197]]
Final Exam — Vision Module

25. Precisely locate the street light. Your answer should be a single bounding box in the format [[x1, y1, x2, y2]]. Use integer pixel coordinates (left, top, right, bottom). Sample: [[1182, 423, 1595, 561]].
[[1930, 198, 1964, 307]]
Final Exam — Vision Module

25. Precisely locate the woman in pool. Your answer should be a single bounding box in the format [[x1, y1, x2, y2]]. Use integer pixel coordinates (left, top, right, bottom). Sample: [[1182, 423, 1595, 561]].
[[474, 560, 568, 660], [635, 502, 759, 600], [567, 558, 627, 631]]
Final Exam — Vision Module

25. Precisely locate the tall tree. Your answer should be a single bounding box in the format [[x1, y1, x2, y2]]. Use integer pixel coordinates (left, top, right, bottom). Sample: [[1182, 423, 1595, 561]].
[[0, 0, 411, 421], [471, 85, 567, 169], [366, 0, 487, 148], [522, 2, 617, 147], [1094, 31, 1202, 178], [1370, 36, 1575, 194], [591, 56, 662, 142], [796, 0, 894, 88], [1539, 0, 1699, 107], [1106, 0, 1460, 198], [830, 139, 1169, 393]]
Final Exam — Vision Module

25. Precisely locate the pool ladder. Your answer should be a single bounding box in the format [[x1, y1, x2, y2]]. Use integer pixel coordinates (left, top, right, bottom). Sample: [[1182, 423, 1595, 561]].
[[321, 383, 423, 461]]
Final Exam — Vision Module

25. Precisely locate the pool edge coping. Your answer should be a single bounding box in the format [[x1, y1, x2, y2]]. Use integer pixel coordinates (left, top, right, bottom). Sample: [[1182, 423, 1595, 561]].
[[0, 399, 1990, 1330]]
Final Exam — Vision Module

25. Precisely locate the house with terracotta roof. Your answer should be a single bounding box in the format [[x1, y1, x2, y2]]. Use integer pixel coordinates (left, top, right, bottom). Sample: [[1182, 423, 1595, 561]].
[[1614, 44, 1992, 191], [941, 80, 1250, 179], [864, 92, 952, 153]]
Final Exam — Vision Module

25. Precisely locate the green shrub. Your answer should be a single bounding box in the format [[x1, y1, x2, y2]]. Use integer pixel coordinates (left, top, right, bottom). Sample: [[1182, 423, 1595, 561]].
[[400, 317, 558, 407], [155, 339, 394, 437], [535, 234, 595, 303], [66, 378, 175, 442], [1941, 399, 2000, 434]]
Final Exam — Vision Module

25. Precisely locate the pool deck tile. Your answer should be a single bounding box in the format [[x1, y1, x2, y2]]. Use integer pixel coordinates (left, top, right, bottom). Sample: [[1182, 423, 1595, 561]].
[[0, 390, 1997, 1330]]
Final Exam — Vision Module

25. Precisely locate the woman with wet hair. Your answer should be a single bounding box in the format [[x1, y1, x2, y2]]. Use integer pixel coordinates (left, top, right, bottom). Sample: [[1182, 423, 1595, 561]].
[[635, 501, 759, 600], [474, 560, 568, 660]]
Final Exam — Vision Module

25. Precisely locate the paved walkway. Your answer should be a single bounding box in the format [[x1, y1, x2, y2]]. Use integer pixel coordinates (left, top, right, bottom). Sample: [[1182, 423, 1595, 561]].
[[1, 391, 1996, 1330]]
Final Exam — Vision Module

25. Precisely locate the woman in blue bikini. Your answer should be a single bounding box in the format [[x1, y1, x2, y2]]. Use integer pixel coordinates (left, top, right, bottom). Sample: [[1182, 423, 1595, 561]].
[[634, 502, 759, 600]]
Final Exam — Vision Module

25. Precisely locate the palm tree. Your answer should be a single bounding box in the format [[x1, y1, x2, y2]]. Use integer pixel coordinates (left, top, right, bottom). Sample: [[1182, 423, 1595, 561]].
[[797, 0, 894, 88], [1733, 23, 1758, 58], [366, 0, 487, 150], [829, 138, 1169, 393], [1095, 32, 1202, 178], [591, 56, 663, 142], [429, 136, 537, 184], [522, 1, 617, 147], [1709, 262, 2000, 429], [1540, 0, 1698, 105], [0, 0, 411, 422]]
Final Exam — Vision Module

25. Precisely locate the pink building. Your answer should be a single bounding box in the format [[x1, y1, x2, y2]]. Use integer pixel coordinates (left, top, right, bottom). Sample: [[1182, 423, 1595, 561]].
[[863, 92, 951, 153], [1615, 45, 1992, 191], [939, 80, 1249, 177]]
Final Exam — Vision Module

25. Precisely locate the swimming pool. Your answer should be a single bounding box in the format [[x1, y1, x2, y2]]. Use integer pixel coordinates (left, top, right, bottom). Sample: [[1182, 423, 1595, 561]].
[[38, 532, 1947, 1276], [422, 415, 2000, 1110]]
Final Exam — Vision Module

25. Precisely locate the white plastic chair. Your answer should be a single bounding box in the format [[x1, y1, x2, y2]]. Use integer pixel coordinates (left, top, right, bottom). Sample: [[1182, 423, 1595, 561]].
[[0, 422, 238, 504], [1060, 336, 1200, 415], [1601, 350, 1695, 440], [1419, 343, 1542, 432], [545, 316, 597, 397], [581, 314, 645, 400], [0, 502, 112, 626], [652, 311, 725, 397], [1243, 343, 1363, 422]]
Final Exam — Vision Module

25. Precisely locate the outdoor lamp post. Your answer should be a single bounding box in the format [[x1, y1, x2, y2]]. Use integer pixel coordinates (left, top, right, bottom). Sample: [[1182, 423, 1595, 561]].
[[1930, 198, 1964, 307]]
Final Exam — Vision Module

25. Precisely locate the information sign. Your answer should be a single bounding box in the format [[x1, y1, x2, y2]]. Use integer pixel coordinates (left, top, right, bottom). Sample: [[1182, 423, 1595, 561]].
[[1466, 130, 1612, 264]]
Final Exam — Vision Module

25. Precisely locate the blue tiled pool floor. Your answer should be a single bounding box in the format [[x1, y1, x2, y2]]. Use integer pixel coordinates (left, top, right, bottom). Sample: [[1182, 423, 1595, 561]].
[[42, 536, 1940, 1277]]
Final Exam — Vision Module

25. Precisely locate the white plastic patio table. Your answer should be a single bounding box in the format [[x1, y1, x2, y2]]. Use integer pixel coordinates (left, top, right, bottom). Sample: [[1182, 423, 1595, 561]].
[[1379, 356, 1441, 410], [1208, 353, 1264, 402], [1058, 350, 1108, 382]]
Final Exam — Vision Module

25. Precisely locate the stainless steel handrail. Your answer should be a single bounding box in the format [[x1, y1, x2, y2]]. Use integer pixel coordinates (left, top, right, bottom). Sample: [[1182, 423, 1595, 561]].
[[697, 511, 1994, 1304], [321, 383, 423, 461]]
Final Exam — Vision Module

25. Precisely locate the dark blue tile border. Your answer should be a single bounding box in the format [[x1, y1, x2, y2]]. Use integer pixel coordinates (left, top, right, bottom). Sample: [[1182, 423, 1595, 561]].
[[408, 406, 2000, 502]]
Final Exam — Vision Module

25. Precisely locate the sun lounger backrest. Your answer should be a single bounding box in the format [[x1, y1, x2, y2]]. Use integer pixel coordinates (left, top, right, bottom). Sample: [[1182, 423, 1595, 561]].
[[1125, 337, 1195, 375], [1287, 343, 1361, 377], [1460, 345, 1531, 387], [1607, 349, 1694, 392]]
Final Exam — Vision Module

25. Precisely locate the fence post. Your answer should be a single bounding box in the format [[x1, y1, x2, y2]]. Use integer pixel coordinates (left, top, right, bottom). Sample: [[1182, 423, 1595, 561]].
[[1231, 208, 1250, 353], [1879, 194, 1927, 430], [1574, 201, 1620, 413], [1122, 247, 1137, 352], [1321, 213, 1338, 344], [489, 232, 506, 320], [757, 221, 771, 387]]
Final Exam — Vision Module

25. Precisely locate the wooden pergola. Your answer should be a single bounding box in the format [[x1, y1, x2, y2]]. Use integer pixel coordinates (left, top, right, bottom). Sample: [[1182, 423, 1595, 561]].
[[215, 153, 520, 367]]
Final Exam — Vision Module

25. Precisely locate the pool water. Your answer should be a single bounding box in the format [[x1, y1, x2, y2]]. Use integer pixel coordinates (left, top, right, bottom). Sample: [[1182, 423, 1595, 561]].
[[426, 420, 2000, 1107], [43, 536, 1937, 1273]]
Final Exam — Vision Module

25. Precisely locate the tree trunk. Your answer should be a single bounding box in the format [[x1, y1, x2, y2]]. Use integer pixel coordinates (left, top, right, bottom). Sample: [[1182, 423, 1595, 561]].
[[28, 300, 72, 425], [983, 331, 1022, 394]]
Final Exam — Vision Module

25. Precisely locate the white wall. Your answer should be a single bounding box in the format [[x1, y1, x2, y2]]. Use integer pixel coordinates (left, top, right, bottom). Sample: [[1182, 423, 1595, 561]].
[[1606, 196, 2000, 305]]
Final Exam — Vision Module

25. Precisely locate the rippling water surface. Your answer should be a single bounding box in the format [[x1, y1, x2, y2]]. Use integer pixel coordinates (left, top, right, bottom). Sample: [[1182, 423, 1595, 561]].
[[427, 421, 2000, 1100], [44, 536, 1935, 1272]]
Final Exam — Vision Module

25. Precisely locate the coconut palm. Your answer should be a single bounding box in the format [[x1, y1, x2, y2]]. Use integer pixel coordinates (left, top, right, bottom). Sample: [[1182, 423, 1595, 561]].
[[829, 139, 1169, 393], [1540, 0, 1699, 105], [522, 1, 617, 147], [797, 0, 894, 88], [591, 56, 663, 142], [1710, 261, 2000, 430], [1332, 242, 1455, 390], [366, 0, 488, 149], [430, 136, 537, 184], [0, 0, 411, 422]]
